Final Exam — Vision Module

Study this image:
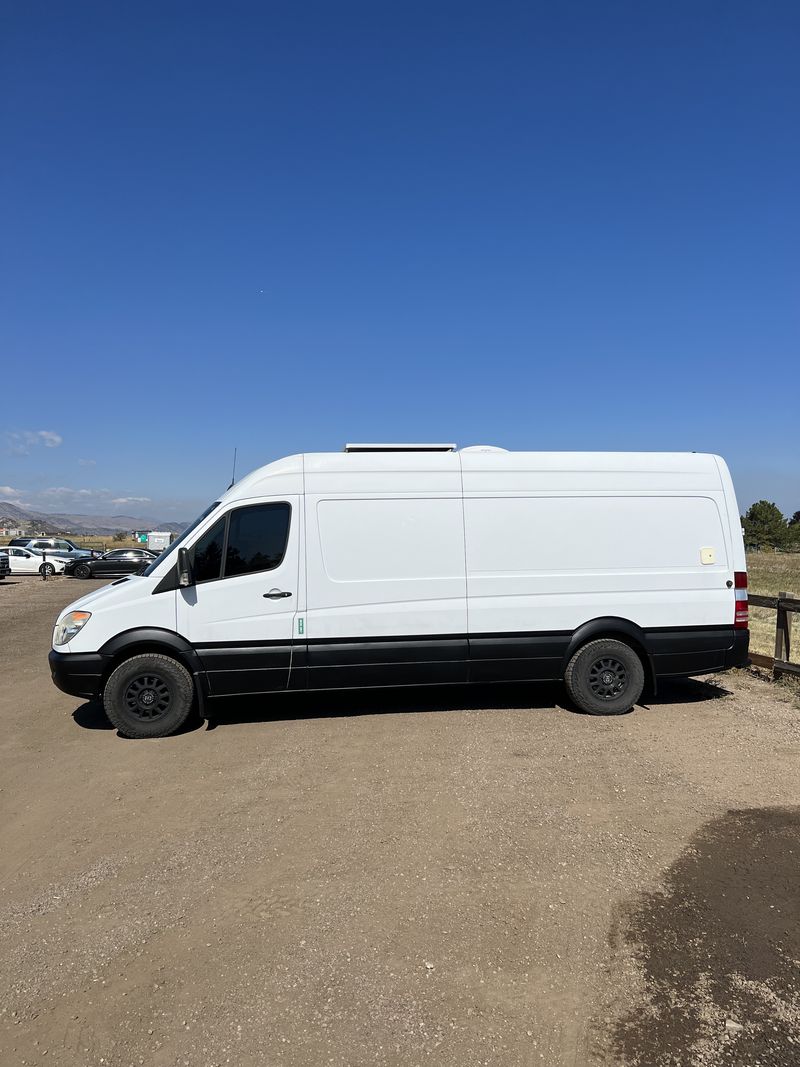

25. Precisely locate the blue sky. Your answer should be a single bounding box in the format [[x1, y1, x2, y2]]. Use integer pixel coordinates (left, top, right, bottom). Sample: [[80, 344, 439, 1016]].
[[1, 1, 798, 521]]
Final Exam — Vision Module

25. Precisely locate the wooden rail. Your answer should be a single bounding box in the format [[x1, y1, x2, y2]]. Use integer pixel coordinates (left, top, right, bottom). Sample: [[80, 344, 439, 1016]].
[[748, 591, 799, 679]]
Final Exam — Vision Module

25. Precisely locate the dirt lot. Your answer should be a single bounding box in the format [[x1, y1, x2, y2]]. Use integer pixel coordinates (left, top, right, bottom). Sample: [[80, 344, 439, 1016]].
[[1, 577, 799, 1067]]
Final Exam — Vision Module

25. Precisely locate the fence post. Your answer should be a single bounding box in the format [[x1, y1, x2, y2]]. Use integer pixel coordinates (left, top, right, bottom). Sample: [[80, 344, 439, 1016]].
[[774, 591, 792, 676]]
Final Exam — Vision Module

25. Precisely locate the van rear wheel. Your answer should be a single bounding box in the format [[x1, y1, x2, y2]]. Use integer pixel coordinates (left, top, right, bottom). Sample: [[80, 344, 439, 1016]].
[[564, 638, 644, 716], [103, 653, 194, 738]]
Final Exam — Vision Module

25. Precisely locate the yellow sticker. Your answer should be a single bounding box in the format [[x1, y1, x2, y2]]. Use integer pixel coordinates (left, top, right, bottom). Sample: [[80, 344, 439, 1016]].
[[700, 547, 715, 565]]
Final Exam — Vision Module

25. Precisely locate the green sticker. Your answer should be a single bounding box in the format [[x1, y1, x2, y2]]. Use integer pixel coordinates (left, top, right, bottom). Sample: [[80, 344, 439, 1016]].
[[298, 618, 304, 635]]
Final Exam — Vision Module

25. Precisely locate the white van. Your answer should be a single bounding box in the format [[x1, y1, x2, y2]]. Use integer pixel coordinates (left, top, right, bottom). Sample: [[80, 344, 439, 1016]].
[[49, 445, 749, 738]]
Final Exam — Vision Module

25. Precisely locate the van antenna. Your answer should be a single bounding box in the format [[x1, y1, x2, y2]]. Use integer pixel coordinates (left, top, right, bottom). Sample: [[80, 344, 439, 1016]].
[[228, 447, 237, 489]]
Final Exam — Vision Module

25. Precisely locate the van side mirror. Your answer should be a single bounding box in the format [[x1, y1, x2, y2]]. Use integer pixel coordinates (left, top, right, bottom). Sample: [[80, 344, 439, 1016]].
[[177, 547, 194, 588]]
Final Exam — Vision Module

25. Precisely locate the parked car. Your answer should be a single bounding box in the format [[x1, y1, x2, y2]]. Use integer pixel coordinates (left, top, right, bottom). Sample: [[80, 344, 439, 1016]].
[[8, 537, 99, 560], [49, 443, 749, 739], [0, 553, 10, 580], [0, 546, 67, 576], [63, 548, 157, 579]]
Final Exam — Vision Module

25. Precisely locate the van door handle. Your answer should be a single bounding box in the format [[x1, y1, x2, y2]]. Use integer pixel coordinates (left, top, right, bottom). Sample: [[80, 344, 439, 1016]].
[[264, 589, 292, 599]]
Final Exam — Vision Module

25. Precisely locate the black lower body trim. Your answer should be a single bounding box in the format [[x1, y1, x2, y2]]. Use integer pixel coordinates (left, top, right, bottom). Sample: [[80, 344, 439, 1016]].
[[305, 637, 469, 689], [468, 633, 570, 682], [195, 644, 291, 696], [50, 626, 751, 706], [645, 627, 748, 678]]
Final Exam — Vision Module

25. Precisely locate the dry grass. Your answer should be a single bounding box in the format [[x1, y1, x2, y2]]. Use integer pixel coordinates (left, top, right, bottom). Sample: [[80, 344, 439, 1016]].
[[70, 535, 146, 551], [0, 535, 145, 552], [746, 551, 800, 657]]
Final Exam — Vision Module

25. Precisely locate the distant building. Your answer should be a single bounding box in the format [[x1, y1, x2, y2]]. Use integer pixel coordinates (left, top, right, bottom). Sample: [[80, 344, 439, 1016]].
[[146, 531, 172, 552]]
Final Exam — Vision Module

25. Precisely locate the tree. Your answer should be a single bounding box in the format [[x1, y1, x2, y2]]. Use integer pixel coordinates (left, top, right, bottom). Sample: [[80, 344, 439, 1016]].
[[742, 501, 788, 549], [789, 511, 800, 527]]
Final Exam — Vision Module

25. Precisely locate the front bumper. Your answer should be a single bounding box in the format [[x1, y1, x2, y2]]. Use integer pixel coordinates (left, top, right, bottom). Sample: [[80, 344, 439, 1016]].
[[49, 649, 107, 700]]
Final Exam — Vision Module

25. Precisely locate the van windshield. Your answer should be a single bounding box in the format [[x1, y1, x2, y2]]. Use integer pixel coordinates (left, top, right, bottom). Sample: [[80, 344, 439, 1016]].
[[141, 502, 221, 577]]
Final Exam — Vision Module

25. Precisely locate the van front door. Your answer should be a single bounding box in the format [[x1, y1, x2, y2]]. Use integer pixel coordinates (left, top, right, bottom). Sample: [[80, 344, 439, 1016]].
[[178, 497, 301, 697]]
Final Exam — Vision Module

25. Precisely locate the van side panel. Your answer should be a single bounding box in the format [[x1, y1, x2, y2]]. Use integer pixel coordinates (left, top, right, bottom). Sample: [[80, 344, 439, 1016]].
[[461, 453, 739, 680], [303, 453, 468, 687]]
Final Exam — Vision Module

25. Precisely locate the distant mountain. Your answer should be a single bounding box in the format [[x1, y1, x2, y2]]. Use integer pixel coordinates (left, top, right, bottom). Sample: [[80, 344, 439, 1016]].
[[0, 501, 186, 537]]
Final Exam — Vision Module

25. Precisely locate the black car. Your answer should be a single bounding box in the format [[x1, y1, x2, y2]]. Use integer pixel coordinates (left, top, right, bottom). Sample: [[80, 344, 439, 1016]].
[[64, 548, 157, 579], [0, 553, 10, 580]]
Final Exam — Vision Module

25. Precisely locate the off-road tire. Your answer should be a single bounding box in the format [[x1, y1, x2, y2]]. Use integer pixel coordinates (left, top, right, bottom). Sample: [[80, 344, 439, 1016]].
[[564, 638, 645, 716], [74, 563, 92, 579], [103, 653, 195, 738]]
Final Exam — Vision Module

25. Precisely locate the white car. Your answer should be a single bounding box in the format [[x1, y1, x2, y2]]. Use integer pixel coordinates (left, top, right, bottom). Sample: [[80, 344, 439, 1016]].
[[0, 546, 67, 576]]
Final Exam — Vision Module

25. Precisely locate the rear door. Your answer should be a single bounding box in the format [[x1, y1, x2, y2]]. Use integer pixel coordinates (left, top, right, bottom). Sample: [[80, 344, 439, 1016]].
[[177, 497, 301, 696]]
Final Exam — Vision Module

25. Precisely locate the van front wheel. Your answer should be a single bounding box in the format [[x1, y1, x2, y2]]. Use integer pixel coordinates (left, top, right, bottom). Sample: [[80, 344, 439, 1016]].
[[103, 653, 194, 738], [564, 638, 644, 716]]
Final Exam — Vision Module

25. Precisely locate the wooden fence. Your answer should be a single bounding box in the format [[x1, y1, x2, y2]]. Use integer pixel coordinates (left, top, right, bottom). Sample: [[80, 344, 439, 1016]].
[[748, 591, 799, 679]]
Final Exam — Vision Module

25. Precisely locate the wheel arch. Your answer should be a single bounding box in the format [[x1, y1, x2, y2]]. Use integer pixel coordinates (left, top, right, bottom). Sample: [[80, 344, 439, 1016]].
[[561, 617, 656, 694], [98, 628, 208, 707]]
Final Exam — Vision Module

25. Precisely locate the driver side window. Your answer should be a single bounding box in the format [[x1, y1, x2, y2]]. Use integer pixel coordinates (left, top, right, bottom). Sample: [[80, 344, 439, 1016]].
[[190, 503, 291, 584], [192, 518, 225, 583]]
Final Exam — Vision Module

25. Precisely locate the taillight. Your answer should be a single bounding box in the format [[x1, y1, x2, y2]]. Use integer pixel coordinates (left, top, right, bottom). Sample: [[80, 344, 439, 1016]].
[[734, 571, 748, 629]]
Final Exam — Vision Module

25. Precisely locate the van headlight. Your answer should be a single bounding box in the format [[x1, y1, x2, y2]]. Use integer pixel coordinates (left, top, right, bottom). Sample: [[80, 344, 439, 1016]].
[[54, 611, 92, 646]]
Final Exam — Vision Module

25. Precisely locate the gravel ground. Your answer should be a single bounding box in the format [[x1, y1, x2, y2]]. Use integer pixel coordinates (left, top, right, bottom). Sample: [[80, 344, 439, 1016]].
[[1, 575, 798, 1067]]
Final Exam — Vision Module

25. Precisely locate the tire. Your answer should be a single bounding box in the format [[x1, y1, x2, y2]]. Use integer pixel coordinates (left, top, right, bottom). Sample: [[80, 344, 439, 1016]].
[[74, 563, 92, 579], [39, 562, 56, 577], [103, 653, 195, 738], [564, 638, 645, 716]]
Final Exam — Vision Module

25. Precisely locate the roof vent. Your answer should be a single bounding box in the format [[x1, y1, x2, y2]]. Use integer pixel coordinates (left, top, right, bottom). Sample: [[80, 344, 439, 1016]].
[[344, 443, 457, 453], [460, 445, 508, 453]]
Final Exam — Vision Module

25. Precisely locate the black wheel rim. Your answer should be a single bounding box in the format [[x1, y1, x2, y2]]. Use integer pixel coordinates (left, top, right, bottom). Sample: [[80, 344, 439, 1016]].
[[588, 656, 628, 700], [123, 674, 172, 721]]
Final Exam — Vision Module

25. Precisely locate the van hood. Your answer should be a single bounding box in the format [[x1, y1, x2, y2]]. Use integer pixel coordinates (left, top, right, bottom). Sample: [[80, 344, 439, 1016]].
[[58, 574, 151, 617]]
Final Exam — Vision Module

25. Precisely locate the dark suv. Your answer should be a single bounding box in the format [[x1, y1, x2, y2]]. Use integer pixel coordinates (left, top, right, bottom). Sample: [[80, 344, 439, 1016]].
[[0, 553, 10, 580]]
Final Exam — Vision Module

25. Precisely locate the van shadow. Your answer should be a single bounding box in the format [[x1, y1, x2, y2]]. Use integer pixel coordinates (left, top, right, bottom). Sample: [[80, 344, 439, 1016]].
[[203, 675, 731, 730], [71, 702, 204, 736], [70, 676, 731, 734]]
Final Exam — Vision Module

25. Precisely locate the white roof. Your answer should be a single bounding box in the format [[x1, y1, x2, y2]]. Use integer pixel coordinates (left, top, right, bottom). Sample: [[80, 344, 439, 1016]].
[[220, 449, 724, 504]]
